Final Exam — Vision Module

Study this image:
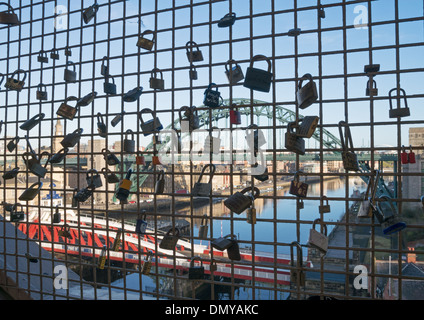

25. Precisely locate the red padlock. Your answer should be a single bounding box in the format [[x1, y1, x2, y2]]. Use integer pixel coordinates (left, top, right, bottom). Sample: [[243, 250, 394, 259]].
[[230, 106, 241, 125], [401, 145, 409, 164], [136, 155, 145, 165], [408, 145, 416, 164]]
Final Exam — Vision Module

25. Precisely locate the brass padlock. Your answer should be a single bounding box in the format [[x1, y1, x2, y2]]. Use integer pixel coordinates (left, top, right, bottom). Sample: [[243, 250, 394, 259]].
[[56, 96, 79, 120], [98, 245, 107, 270], [20, 113, 45, 131], [243, 55, 273, 93], [186, 41, 204, 63], [19, 182, 43, 202], [285, 122, 305, 155], [137, 30, 155, 51], [192, 164, 216, 197], [149, 68, 165, 90], [141, 251, 154, 275], [224, 187, 260, 215], [61, 128, 83, 148], [307, 219, 329, 255], [155, 170, 166, 194], [290, 241, 305, 286], [5, 69, 27, 92], [0, 3, 20, 26], [64, 61, 77, 83], [297, 73, 318, 109], [225, 59, 244, 84], [198, 214, 209, 240], [123, 129, 136, 153], [82, 1, 99, 24], [37, 50, 49, 63], [319, 196, 331, 214], [159, 228, 180, 250], [388, 88, 410, 118], [188, 256, 205, 280], [338, 121, 360, 172], [112, 228, 122, 252], [289, 171, 308, 198]]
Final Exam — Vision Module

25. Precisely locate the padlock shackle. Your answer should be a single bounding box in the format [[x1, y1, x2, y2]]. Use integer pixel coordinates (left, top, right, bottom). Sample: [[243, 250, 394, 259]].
[[190, 256, 203, 267], [140, 29, 155, 40], [389, 87, 408, 110], [138, 209, 147, 220], [139, 108, 155, 124], [225, 59, 239, 72], [223, 234, 237, 240], [37, 83, 47, 90], [367, 79, 377, 88], [11, 69, 27, 82], [200, 214, 208, 226], [338, 121, 355, 152], [166, 227, 180, 237], [151, 67, 163, 79], [250, 54, 272, 73], [290, 241, 303, 268], [185, 41, 201, 52], [312, 218, 328, 236], [0, 2, 15, 13], [97, 112, 105, 124], [298, 73, 314, 89], [240, 186, 260, 199], [66, 60, 76, 72], [39, 151, 51, 168], [197, 164, 216, 184], [157, 170, 165, 181]]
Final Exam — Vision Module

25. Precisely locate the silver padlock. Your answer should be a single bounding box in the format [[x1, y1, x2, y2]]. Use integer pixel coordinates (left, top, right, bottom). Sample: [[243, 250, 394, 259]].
[[246, 195, 257, 225], [225, 59, 244, 84], [192, 164, 216, 197], [139, 108, 163, 136], [290, 241, 305, 286], [297, 73, 318, 109], [159, 228, 180, 250], [123, 129, 136, 153], [198, 214, 208, 240], [203, 127, 222, 155], [296, 116, 319, 139], [307, 219, 329, 255], [285, 122, 305, 155], [319, 196, 331, 214], [155, 170, 166, 194]]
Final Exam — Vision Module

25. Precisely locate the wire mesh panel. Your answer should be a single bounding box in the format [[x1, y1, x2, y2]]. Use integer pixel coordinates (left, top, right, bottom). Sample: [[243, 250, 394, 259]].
[[0, 0, 423, 301]]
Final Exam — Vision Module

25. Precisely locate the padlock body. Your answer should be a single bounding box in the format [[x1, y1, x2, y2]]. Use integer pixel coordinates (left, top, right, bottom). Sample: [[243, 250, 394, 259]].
[[87, 173, 102, 189], [103, 81, 117, 95], [137, 37, 154, 51], [136, 156, 145, 165], [290, 269, 306, 286], [189, 266, 205, 280], [38, 55, 48, 63], [141, 118, 163, 136], [150, 77, 165, 90], [297, 81, 318, 109], [203, 136, 221, 155], [189, 70, 198, 80], [159, 234, 178, 250], [203, 89, 221, 108], [289, 181, 308, 198], [64, 69, 77, 83], [141, 262, 152, 275], [61, 132, 81, 148], [224, 192, 252, 214], [57, 103, 77, 120], [36, 90, 48, 101], [243, 67, 272, 93], [319, 205, 331, 214], [285, 132, 305, 155], [308, 229, 328, 253], [74, 188, 93, 203], [246, 208, 256, 224], [297, 116, 319, 138], [5, 78, 24, 92], [211, 237, 233, 251], [124, 139, 136, 153], [389, 107, 410, 118], [155, 179, 165, 194], [186, 50, 204, 63], [198, 225, 208, 239], [230, 110, 241, 125], [225, 65, 244, 84], [357, 200, 372, 218], [192, 182, 212, 197], [30, 163, 47, 178], [342, 151, 360, 172], [11, 211, 25, 222], [0, 12, 19, 26], [227, 240, 241, 261], [136, 219, 148, 235], [401, 152, 409, 164]]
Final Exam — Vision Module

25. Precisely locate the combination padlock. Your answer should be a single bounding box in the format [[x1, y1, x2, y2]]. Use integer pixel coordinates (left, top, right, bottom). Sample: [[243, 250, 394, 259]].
[[230, 104, 242, 125], [19, 182, 43, 201], [36, 83, 48, 101], [296, 116, 319, 139], [224, 187, 260, 215], [103, 75, 117, 95], [338, 121, 360, 172], [246, 124, 267, 152], [64, 61, 77, 83], [203, 127, 222, 155], [61, 128, 83, 148], [179, 106, 200, 132], [10, 204, 25, 223], [217, 12, 236, 27], [5, 69, 27, 92], [141, 251, 154, 275], [188, 256, 205, 280], [111, 111, 125, 127], [102, 148, 120, 166], [159, 228, 180, 250], [155, 170, 166, 194], [50, 49, 60, 60], [82, 1, 99, 24], [136, 30, 155, 51], [139, 108, 163, 136], [0, 3, 20, 26], [37, 50, 49, 63], [101, 168, 120, 184], [20, 113, 45, 131], [192, 164, 216, 197], [285, 122, 305, 155], [135, 210, 148, 235], [366, 80, 378, 96], [115, 169, 133, 203], [49, 148, 69, 164], [7, 136, 20, 152], [198, 214, 209, 240], [243, 55, 273, 93], [56, 96, 79, 120], [297, 73, 318, 109], [2, 168, 19, 180], [112, 228, 122, 252], [389, 88, 410, 118], [225, 59, 244, 84], [289, 171, 309, 198], [149, 68, 165, 90], [203, 83, 223, 108], [76, 91, 97, 108], [319, 196, 331, 214], [307, 219, 329, 255], [97, 113, 107, 138], [123, 129, 136, 153], [290, 241, 305, 286], [123, 87, 143, 103], [86, 169, 103, 189], [186, 41, 204, 63]]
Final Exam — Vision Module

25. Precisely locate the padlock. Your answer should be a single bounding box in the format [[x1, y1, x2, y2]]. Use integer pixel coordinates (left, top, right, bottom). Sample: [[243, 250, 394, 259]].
[[217, 12, 236, 27], [101, 56, 109, 77], [2, 168, 19, 180], [139, 108, 163, 136], [285, 122, 306, 155], [77, 91, 97, 107], [71, 188, 78, 208], [290, 241, 305, 286], [224, 187, 260, 215], [19, 182, 43, 201], [37, 50, 49, 63], [296, 116, 319, 139], [186, 41, 204, 63], [0, 120, 3, 135], [136, 30, 155, 51], [49, 148, 69, 164], [115, 169, 133, 203], [189, 65, 198, 80], [307, 219, 329, 254], [226, 235, 241, 261], [36, 83, 48, 101], [246, 196, 257, 225], [149, 68, 165, 90], [58, 224, 72, 238], [64, 47, 72, 57], [225, 59, 244, 84], [123, 87, 143, 103], [112, 228, 122, 252], [10, 204, 25, 222], [203, 83, 223, 108], [374, 195, 407, 236], [64, 61, 77, 83], [141, 251, 154, 275], [357, 170, 380, 219], [251, 151, 269, 182], [366, 80, 378, 96], [98, 245, 107, 270], [338, 121, 360, 172], [230, 105, 242, 125], [23, 151, 50, 178], [319, 196, 331, 214], [135, 210, 148, 235], [246, 124, 267, 152], [53, 205, 61, 224], [101, 168, 120, 184], [389, 88, 410, 118], [209, 261, 218, 272], [192, 164, 216, 197], [86, 169, 103, 189], [211, 234, 235, 251], [96, 113, 107, 138], [73, 187, 94, 203], [159, 228, 180, 250], [56, 96, 79, 120], [408, 145, 416, 164], [243, 55, 273, 93], [297, 73, 318, 109], [155, 170, 166, 194], [288, 28, 301, 36], [318, 7, 326, 18], [5, 69, 27, 92], [298, 198, 305, 210], [152, 156, 161, 166], [20, 113, 45, 131], [123, 129, 136, 153], [136, 154, 145, 166], [203, 127, 222, 155], [364, 64, 380, 74], [50, 49, 60, 60], [289, 171, 309, 198], [103, 75, 117, 95], [179, 106, 200, 131], [111, 111, 125, 127], [188, 256, 205, 280], [61, 128, 83, 148], [198, 214, 208, 240], [82, 1, 99, 24], [7, 136, 20, 152], [0, 3, 20, 26], [102, 148, 120, 166], [400, 145, 409, 164]]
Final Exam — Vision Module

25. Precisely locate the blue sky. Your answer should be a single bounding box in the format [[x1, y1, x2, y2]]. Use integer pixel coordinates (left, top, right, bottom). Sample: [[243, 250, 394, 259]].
[[0, 0, 423, 152]]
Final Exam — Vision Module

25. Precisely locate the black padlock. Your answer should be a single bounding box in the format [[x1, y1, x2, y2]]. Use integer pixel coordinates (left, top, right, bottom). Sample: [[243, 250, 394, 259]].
[[366, 80, 378, 96], [97, 113, 107, 138], [7, 136, 20, 152], [64, 46, 72, 57], [186, 41, 204, 63], [243, 55, 273, 93], [73, 187, 94, 203], [123, 129, 136, 153], [2, 168, 19, 180], [217, 12, 236, 28], [103, 75, 117, 95], [224, 187, 260, 215], [86, 169, 103, 189], [101, 168, 120, 184], [285, 122, 305, 155], [226, 235, 241, 261], [289, 171, 309, 198], [77, 91, 97, 107], [123, 87, 143, 103], [49, 148, 69, 164], [20, 113, 45, 131], [82, 1, 99, 24], [211, 234, 234, 251], [192, 164, 215, 197], [188, 256, 205, 280], [37, 50, 49, 63], [23, 151, 50, 178], [0, 3, 20, 26], [189, 65, 198, 80], [102, 148, 120, 165], [149, 68, 165, 90], [203, 83, 223, 108], [111, 111, 125, 127], [36, 83, 48, 101], [101, 56, 109, 77], [50, 49, 60, 60], [5, 69, 27, 92], [159, 228, 180, 250], [225, 59, 244, 84], [155, 170, 166, 194], [56, 96, 79, 120], [19, 182, 43, 201], [389, 88, 410, 118], [61, 128, 83, 148], [338, 121, 360, 172], [364, 64, 380, 74], [64, 61, 77, 83], [297, 73, 318, 109], [374, 195, 407, 236], [53, 206, 61, 224], [10, 204, 25, 222], [136, 30, 155, 51]]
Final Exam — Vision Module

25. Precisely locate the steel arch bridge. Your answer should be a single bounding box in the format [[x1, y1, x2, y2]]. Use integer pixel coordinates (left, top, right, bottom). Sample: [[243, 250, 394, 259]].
[[117, 98, 393, 200]]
